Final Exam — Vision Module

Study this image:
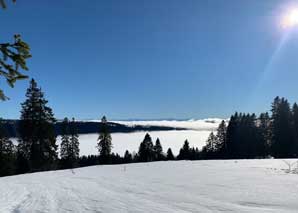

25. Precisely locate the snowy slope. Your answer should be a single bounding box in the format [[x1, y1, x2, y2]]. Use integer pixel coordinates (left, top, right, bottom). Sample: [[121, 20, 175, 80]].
[[1, 159, 298, 212]]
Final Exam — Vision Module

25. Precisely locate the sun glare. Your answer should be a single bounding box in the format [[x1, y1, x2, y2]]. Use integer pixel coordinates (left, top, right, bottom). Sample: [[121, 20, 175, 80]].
[[282, 8, 298, 28]]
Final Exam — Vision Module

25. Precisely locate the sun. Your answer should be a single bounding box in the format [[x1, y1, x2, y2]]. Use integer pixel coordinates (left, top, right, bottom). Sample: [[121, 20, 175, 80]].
[[282, 9, 298, 28]]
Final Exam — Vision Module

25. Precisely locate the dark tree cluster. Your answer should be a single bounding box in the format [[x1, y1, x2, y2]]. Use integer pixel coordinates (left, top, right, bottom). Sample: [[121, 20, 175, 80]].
[[202, 96, 298, 159]]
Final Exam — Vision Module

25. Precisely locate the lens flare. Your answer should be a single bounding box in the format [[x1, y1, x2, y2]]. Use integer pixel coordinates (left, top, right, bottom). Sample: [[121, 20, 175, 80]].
[[282, 9, 298, 28]]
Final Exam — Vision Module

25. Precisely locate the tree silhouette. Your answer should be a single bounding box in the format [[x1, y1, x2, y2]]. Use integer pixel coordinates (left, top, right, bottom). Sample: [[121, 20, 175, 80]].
[[166, 148, 175, 160], [17, 79, 57, 172], [97, 116, 112, 163], [138, 133, 154, 162]]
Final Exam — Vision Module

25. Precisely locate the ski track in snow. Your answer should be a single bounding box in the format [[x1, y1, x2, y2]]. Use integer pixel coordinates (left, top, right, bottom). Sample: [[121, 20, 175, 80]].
[[1, 159, 298, 212]]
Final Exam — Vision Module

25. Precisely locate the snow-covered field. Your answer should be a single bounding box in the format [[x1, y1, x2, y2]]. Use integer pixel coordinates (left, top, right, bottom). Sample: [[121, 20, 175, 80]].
[[1, 159, 298, 212]]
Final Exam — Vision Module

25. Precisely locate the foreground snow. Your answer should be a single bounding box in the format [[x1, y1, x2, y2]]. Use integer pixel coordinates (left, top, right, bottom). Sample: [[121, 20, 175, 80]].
[[1, 159, 298, 212]]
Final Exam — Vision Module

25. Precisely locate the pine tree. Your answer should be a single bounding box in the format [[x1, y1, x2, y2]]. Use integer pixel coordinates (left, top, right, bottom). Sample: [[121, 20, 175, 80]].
[[271, 97, 294, 157], [292, 103, 298, 156], [97, 116, 112, 164], [205, 132, 217, 153], [258, 112, 271, 156], [0, 119, 16, 176], [214, 120, 227, 155], [123, 150, 132, 163], [178, 140, 190, 160], [69, 118, 80, 166], [60, 117, 80, 168], [60, 117, 70, 165], [166, 148, 175, 160], [153, 138, 164, 161], [138, 133, 154, 162], [17, 79, 57, 172], [226, 113, 238, 158]]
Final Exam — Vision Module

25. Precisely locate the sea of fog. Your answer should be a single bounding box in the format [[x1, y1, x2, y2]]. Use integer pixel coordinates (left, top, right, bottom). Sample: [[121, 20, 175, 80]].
[[12, 119, 224, 156]]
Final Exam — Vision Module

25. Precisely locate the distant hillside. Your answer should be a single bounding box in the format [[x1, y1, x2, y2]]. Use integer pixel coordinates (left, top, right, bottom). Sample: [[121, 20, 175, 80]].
[[3, 120, 186, 137]]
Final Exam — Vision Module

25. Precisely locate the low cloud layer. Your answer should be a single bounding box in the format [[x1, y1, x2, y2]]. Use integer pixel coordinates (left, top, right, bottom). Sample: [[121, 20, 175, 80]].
[[112, 118, 225, 131]]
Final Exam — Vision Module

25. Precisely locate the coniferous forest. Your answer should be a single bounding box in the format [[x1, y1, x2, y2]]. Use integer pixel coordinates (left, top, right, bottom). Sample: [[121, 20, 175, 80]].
[[1, 79, 298, 177]]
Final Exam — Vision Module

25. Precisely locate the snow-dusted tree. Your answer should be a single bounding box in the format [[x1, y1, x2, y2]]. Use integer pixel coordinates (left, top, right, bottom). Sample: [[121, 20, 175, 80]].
[[97, 116, 112, 163], [18, 79, 57, 172]]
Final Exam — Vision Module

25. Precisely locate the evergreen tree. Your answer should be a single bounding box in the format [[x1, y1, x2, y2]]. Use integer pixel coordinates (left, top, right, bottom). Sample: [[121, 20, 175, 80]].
[[123, 150, 132, 163], [226, 113, 238, 158], [69, 118, 80, 166], [60, 117, 80, 168], [258, 112, 271, 156], [166, 148, 175, 160], [225, 112, 262, 158], [0, 119, 16, 176], [291, 103, 298, 156], [60, 117, 70, 167], [97, 116, 112, 163], [17, 79, 57, 172], [205, 132, 217, 153], [214, 120, 227, 155], [153, 138, 164, 161], [177, 140, 191, 160], [138, 133, 154, 162], [271, 97, 294, 157]]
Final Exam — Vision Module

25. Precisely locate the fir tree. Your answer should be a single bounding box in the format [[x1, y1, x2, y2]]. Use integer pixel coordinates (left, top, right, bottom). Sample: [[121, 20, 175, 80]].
[[205, 132, 217, 153], [0, 119, 16, 176], [123, 150, 132, 163], [258, 112, 271, 156], [214, 120, 227, 155], [271, 97, 294, 157], [138, 133, 154, 162], [60, 117, 70, 165], [153, 138, 164, 161], [166, 148, 175, 160], [178, 140, 190, 160], [291, 103, 298, 156], [97, 116, 112, 163], [60, 118, 80, 168], [69, 118, 80, 166], [226, 113, 238, 158], [17, 79, 57, 172]]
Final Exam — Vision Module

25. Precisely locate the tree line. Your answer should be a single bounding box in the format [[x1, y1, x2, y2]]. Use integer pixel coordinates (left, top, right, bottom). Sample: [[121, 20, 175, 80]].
[[202, 97, 298, 159], [1, 79, 298, 177]]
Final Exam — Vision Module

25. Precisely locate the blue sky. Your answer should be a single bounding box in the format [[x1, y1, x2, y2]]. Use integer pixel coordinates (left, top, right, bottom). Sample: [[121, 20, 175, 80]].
[[1, 0, 298, 120]]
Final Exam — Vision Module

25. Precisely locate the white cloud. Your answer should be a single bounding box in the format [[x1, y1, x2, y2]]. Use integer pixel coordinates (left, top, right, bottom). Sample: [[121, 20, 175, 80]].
[[112, 118, 225, 131]]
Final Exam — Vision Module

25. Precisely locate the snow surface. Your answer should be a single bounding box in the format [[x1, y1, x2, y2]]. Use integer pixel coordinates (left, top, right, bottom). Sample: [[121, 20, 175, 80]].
[[1, 159, 298, 212]]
